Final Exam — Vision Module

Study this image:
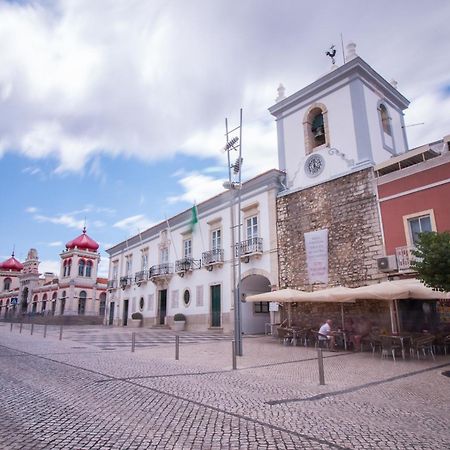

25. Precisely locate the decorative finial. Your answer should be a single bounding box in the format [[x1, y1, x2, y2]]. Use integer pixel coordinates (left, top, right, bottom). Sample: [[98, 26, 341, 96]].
[[326, 45, 337, 65], [275, 83, 286, 102], [82, 226, 86, 234], [12, 244, 15, 257], [346, 42, 357, 61]]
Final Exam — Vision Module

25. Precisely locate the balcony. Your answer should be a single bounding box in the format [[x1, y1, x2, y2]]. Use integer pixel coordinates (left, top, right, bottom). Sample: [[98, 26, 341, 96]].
[[135, 270, 148, 284], [395, 246, 417, 271], [119, 276, 132, 289], [175, 258, 201, 276], [202, 249, 224, 270], [235, 237, 263, 261], [107, 279, 117, 290], [149, 263, 174, 282]]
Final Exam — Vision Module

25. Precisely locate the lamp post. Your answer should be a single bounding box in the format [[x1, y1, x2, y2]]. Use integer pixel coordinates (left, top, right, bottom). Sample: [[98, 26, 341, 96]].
[[223, 109, 243, 356]]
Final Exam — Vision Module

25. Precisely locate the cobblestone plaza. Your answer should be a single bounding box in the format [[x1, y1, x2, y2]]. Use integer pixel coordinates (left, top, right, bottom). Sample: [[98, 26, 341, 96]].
[[0, 323, 449, 449]]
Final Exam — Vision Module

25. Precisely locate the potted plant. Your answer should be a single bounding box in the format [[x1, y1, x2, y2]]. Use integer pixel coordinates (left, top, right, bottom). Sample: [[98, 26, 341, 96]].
[[130, 312, 143, 328], [172, 313, 186, 331]]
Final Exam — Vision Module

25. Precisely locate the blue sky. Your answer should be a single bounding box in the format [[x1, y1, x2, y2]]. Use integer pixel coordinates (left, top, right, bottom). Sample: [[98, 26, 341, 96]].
[[1, 0, 450, 276]]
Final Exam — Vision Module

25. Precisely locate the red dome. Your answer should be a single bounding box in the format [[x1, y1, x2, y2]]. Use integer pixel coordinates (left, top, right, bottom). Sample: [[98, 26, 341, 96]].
[[0, 253, 24, 272], [66, 227, 99, 252]]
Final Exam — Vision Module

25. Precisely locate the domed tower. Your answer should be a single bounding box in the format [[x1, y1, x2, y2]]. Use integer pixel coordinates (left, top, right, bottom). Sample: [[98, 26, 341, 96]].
[[0, 251, 23, 293], [19, 249, 41, 313], [60, 227, 100, 283]]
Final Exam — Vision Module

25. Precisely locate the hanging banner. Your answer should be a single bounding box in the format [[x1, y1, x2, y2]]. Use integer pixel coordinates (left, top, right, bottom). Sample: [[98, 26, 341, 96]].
[[304, 229, 329, 284]]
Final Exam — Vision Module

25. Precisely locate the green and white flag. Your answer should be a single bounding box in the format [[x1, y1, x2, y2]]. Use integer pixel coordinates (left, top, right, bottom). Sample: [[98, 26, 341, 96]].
[[189, 204, 198, 232]]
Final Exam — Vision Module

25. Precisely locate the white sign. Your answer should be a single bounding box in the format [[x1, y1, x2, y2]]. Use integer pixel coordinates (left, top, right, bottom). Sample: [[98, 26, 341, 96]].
[[269, 302, 279, 312], [304, 229, 329, 284]]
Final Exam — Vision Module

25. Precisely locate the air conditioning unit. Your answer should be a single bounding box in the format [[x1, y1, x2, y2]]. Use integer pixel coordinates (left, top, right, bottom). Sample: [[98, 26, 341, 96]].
[[377, 255, 398, 272]]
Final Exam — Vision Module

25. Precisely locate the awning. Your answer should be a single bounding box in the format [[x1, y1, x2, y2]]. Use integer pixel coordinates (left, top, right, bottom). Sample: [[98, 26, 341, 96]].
[[245, 287, 355, 303]]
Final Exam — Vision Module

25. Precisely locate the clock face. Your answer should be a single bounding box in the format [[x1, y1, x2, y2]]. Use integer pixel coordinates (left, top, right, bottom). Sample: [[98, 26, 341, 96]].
[[304, 154, 325, 178]]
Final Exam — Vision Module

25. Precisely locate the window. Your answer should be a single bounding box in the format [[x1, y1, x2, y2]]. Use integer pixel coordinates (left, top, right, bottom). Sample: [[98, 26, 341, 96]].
[[4, 277, 11, 291], [63, 259, 72, 277], [141, 250, 148, 271], [125, 255, 133, 276], [78, 291, 87, 315], [408, 215, 432, 246], [85, 260, 93, 277], [311, 112, 325, 146], [303, 104, 329, 154], [160, 247, 169, 264], [112, 261, 118, 280], [60, 291, 66, 315], [139, 297, 144, 310], [211, 229, 221, 250], [183, 239, 192, 258], [254, 301, 269, 313], [379, 104, 392, 136], [67, 259, 71, 276], [246, 216, 258, 240], [78, 259, 85, 276], [183, 289, 191, 306], [99, 293, 106, 316]]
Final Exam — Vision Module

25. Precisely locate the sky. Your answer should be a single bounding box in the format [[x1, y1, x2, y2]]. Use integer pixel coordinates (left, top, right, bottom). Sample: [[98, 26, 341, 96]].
[[1, 0, 450, 277]]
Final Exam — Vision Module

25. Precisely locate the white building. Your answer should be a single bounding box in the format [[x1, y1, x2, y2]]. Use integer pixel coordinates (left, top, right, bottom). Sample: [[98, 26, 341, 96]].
[[106, 169, 283, 333]]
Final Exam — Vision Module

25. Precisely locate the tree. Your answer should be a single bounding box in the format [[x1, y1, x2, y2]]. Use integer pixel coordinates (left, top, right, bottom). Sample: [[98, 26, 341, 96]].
[[412, 231, 450, 292]]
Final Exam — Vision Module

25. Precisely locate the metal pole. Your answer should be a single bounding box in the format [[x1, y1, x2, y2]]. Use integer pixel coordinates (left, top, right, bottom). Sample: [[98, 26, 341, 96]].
[[10, 322, 13, 332], [236, 108, 243, 356], [131, 332, 136, 353], [20, 322, 23, 333], [232, 340, 236, 370], [30, 323, 34, 335], [175, 335, 180, 360], [317, 348, 325, 385], [43, 324, 47, 339], [59, 325, 63, 341]]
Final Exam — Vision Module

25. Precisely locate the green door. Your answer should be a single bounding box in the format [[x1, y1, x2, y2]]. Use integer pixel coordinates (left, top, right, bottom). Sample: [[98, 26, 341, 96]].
[[159, 290, 167, 325], [211, 285, 221, 327], [123, 300, 129, 326], [109, 302, 115, 325]]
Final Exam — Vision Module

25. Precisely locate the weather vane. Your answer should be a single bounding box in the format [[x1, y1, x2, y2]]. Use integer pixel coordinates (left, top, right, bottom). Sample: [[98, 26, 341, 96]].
[[326, 44, 336, 65]]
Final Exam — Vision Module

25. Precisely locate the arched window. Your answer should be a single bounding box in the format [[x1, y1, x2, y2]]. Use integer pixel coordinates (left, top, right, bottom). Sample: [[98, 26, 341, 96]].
[[86, 260, 93, 278], [379, 104, 392, 136], [78, 259, 85, 277], [4, 277, 12, 291], [303, 104, 329, 154], [78, 291, 87, 315], [52, 292, 57, 315], [60, 291, 66, 315], [67, 259, 72, 276], [99, 293, 106, 317]]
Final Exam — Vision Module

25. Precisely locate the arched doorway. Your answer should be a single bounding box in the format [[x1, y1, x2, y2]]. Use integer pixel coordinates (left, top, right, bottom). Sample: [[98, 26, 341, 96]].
[[21, 287, 29, 313], [240, 273, 272, 334]]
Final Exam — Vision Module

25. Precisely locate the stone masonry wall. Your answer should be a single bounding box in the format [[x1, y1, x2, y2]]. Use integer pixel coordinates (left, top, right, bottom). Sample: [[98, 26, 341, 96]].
[[277, 168, 384, 290]]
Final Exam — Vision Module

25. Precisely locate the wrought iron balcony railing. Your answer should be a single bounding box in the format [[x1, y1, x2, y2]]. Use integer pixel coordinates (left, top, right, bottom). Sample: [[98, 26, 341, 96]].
[[119, 276, 132, 289], [135, 270, 148, 283], [107, 279, 117, 289], [395, 246, 417, 271], [202, 249, 224, 266], [175, 258, 201, 274], [149, 263, 174, 278], [235, 237, 263, 257]]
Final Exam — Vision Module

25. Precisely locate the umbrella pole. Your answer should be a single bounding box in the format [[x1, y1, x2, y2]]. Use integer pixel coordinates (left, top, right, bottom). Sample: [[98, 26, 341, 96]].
[[341, 304, 345, 330], [288, 303, 292, 327]]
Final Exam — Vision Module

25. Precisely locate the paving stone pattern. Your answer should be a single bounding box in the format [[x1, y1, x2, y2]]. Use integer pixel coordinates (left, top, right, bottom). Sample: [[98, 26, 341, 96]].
[[0, 323, 449, 449]]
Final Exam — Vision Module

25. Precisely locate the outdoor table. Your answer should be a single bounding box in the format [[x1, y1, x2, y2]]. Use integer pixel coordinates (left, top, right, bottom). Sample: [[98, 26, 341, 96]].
[[387, 334, 412, 360], [265, 322, 281, 336], [332, 330, 348, 351]]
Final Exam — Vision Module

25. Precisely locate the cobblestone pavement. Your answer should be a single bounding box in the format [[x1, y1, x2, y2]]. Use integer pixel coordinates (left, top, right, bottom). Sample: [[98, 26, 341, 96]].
[[0, 323, 449, 449]]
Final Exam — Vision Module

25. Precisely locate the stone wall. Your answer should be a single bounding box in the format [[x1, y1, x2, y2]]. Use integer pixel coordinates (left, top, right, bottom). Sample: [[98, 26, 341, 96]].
[[277, 168, 384, 290]]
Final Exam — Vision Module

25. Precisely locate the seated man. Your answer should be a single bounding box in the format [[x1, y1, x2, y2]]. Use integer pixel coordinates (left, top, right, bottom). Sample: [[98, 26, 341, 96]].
[[318, 319, 336, 350]]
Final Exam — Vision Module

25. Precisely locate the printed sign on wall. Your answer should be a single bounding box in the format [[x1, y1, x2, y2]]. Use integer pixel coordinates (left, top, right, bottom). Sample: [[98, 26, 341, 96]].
[[304, 229, 329, 284]]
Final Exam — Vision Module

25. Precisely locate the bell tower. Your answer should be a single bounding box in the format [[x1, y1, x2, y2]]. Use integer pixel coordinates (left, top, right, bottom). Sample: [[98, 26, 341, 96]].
[[270, 42, 410, 193]]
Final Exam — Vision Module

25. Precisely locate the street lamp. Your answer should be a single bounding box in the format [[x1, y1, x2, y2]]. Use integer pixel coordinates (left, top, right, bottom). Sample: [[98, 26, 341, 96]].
[[224, 109, 243, 357]]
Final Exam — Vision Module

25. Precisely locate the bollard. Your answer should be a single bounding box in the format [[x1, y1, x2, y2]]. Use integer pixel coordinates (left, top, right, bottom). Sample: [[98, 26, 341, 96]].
[[43, 324, 47, 339], [175, 335, 180, 360], [317, 348, 325, 385], [20, 322, 23, 334], [30, 323, 34, 335], [232, 340, 237, 370], [59, 325, 63, 341], [131, 332, 136, 353], [10, 322, 13, 332]]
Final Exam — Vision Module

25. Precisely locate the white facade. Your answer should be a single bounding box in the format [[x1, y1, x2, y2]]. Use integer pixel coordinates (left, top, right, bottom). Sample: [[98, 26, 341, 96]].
[[106, 170, 283, 333], [269, 45, 410, 195]]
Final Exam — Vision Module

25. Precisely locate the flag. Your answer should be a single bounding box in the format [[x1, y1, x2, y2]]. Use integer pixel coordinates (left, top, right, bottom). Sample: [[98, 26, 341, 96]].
[[189, 204, 198, 232]]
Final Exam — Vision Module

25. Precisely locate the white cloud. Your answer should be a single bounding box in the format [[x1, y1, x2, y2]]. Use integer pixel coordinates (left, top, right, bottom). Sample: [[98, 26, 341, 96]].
[[48, 241, 63, 247], [39, 259, 60, 276], [33, 213, 84, 230], [97, 257, 109, 278], [25, 206, 38, 213], [113, 214, 155, 235], [0, 0, 449, 176]]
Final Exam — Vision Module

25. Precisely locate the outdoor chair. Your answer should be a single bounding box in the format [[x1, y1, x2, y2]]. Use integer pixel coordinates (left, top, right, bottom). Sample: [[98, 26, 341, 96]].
[[277, 327, 294, 346], [361, 334, 382, 354], [410, 335, 435, 360], [312, 330, 330, 350], [380, 336, 402, 361]]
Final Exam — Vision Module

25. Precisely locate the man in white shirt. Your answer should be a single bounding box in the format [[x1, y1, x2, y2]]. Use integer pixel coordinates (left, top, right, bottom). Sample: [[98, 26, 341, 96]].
[[318, 319, 336, 350]]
